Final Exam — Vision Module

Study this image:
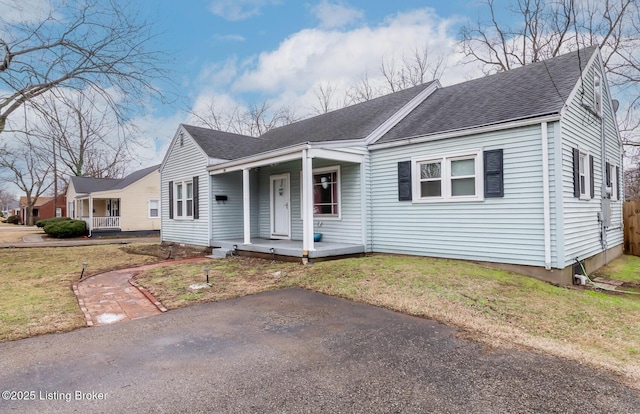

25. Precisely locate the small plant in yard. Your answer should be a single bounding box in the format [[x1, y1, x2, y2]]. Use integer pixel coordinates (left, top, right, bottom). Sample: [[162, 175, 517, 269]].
[[35, 217, 70, 228], [43, 219, 86, 238], [6, 215, 20, 224]]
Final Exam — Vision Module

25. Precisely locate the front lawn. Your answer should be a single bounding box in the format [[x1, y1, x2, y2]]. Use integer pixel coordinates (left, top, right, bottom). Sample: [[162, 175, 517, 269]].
[[0, 244, 160, 341], [135, 253, 640, 388], [1, 242, 638, 389]]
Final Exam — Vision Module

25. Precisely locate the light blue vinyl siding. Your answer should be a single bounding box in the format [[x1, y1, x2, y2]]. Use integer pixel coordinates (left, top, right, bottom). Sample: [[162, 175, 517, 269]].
[[209, 170, 261, 240], [559, 55, 623, 267], [160, 130, 210, 246], [254, 159, 363, 244], [370, 124, 549, 267]]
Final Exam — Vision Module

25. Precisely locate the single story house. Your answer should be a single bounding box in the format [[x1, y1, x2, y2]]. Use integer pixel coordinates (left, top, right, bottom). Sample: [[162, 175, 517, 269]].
[[19, 195, 66, 224], [66, 165, 160, 235], [160, 46, 623, 285]]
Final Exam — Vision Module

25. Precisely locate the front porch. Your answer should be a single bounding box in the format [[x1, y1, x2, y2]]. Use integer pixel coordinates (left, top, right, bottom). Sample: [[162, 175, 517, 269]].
[[208, 146, 368, 256], [75, 197, 121, 231], [211, 238, 365, 261]]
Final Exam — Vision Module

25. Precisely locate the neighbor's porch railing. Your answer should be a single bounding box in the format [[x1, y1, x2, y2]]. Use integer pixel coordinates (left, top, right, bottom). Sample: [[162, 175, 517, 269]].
[[81, 216, 121, 230]]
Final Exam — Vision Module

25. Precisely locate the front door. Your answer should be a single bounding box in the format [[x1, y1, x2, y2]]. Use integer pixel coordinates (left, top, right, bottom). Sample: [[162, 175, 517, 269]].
[[270, 174, 290, 239]]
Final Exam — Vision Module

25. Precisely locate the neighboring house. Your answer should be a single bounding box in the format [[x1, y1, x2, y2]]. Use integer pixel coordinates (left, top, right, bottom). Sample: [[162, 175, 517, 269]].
[[160, 46, 623, 285], [66, 165, 161, 234], [19, 195, 66, 224]]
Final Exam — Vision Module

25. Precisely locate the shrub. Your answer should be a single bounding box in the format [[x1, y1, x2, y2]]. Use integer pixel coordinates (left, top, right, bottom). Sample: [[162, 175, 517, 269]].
[[35, 217, 71, 228], [43, 219, 87, 238], [6, 215, 21, 225]]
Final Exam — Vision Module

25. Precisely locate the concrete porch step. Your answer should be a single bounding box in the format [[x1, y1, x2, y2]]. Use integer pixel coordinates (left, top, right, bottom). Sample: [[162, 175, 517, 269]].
[[207, 248, 231, 259]]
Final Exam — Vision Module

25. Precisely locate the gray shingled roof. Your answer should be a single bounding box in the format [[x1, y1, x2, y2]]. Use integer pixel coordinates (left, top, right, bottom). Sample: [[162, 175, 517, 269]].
[[378, 46, 596, 143], [181, 82, 433, 160], [70, 164, 159, 194], [182, 125, 266, 159], [258, 82, 434, 151]]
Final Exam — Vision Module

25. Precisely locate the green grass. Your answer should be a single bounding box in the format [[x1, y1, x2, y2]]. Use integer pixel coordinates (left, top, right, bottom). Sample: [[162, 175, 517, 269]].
[[0, 244, 159, 342], [594, 255, 640, 282], [2, 244, 639, 388]]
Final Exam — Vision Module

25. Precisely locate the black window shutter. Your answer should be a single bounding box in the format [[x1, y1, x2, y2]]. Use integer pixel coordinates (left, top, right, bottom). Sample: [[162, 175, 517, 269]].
[[192, 176, 199, 219], [589, 155, 595, 199], [484, 149, 504, 198], [168, 181, 174, 219], [605, 162, 611, 187], [616, 166, 620, 200], [397, 161, 412, 201], [572, 148, 580, 198]]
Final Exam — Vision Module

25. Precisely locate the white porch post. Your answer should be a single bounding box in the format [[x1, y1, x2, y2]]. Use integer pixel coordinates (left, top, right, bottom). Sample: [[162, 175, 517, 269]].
[[242, 168, 251, 245], [302, 149, 315, 253], [88, 196, 93, 235]]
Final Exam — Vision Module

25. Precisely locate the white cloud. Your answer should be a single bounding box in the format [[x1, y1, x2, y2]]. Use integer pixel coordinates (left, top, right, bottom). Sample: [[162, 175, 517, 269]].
[[232, 8, 467, 97], [213, 34, 246, 42], [208, 0, 281, 21], [188, 7, 484, 131], [0, 0, 53, 23], [311, 0, 364, 29]]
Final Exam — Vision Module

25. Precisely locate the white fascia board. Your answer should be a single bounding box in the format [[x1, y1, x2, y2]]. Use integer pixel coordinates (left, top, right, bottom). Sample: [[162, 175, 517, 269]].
[[365, 81, 441, 145], [560, 48, 599, 119], [369, 114, 561, 150], [208, 140, 369, 175], [208, 144, 310, 175], [307, 148, 364, 164]]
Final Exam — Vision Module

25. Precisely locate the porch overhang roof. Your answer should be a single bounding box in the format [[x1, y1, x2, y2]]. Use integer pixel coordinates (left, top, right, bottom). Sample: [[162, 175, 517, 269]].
[[208, 143, 365, 175]]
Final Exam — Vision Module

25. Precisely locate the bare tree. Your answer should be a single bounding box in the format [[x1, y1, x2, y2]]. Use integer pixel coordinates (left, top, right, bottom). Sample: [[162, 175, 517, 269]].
[[381, 45, 446, 92], [345, 72, 379, 105], [190, 98, 299, 137], [0, 138, 52, 225], [459, 0, 640, 147], [0, 0, 170, 136], [31, 93, 132, 179], [311, 81, 338, 115]]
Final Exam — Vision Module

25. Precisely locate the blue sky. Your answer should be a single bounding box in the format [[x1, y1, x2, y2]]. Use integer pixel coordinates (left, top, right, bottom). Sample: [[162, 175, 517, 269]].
[[120, 0, 494, 170], [3, 0, 500, 196]]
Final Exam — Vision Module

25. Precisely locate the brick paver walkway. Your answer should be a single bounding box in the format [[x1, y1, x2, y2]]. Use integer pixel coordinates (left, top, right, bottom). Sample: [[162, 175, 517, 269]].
[[74, 258, 211, 327]]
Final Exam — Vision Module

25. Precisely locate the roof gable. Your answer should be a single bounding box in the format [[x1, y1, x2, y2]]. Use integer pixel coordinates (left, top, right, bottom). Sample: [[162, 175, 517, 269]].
[[378, 46, 597, 143]]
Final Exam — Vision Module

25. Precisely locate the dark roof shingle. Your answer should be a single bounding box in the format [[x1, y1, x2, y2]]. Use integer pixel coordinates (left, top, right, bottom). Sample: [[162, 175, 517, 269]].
[[70, 165, 159, 194], [378, 46, 596, 143]]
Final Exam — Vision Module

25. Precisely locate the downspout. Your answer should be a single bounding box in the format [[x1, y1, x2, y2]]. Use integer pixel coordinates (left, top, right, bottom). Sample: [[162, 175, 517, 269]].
[[599, 108, 608, 264], [541, 122, 552, 270], [88, 196, 93, 238]]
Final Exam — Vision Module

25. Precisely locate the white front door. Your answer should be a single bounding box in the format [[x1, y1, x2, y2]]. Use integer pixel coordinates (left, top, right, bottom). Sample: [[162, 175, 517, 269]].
[[270, 174, 290, 239]]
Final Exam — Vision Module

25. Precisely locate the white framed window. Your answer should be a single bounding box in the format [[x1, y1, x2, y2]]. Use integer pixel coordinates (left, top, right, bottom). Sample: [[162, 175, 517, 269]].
[[594, 74, 602, 117], [174, 180, 193, 219], [148, 199, 160, 218], [300, 166, 341, 219], [578, 150, 590, 200], [412, 150, 483, 202]]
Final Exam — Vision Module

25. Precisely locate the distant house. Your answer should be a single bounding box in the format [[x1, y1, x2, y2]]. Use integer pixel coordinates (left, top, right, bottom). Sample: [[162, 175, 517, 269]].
[[66, 165, 160, 234], [160, 46, 623, 285], [19, 195, 66, 224]]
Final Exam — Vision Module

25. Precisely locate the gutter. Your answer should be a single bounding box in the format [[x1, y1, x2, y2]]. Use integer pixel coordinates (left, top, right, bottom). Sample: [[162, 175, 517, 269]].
[[369, 113, 561, 151], [541, 122, 552, 270]]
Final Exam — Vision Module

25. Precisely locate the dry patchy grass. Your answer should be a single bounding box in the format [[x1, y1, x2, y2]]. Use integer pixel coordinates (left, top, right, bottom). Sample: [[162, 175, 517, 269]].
[[0, 244, 161, 342], [0, 224, 44, 243], [136, 256, 299, 309], [135, 252, 640, 388]]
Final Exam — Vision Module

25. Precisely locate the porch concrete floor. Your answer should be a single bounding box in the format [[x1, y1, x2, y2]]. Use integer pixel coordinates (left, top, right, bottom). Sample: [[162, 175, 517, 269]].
[[210, 238, 364, 259]]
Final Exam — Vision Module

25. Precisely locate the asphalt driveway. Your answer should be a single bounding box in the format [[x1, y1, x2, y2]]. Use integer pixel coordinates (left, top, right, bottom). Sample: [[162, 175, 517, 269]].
[[0, 288, 638, 413]]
